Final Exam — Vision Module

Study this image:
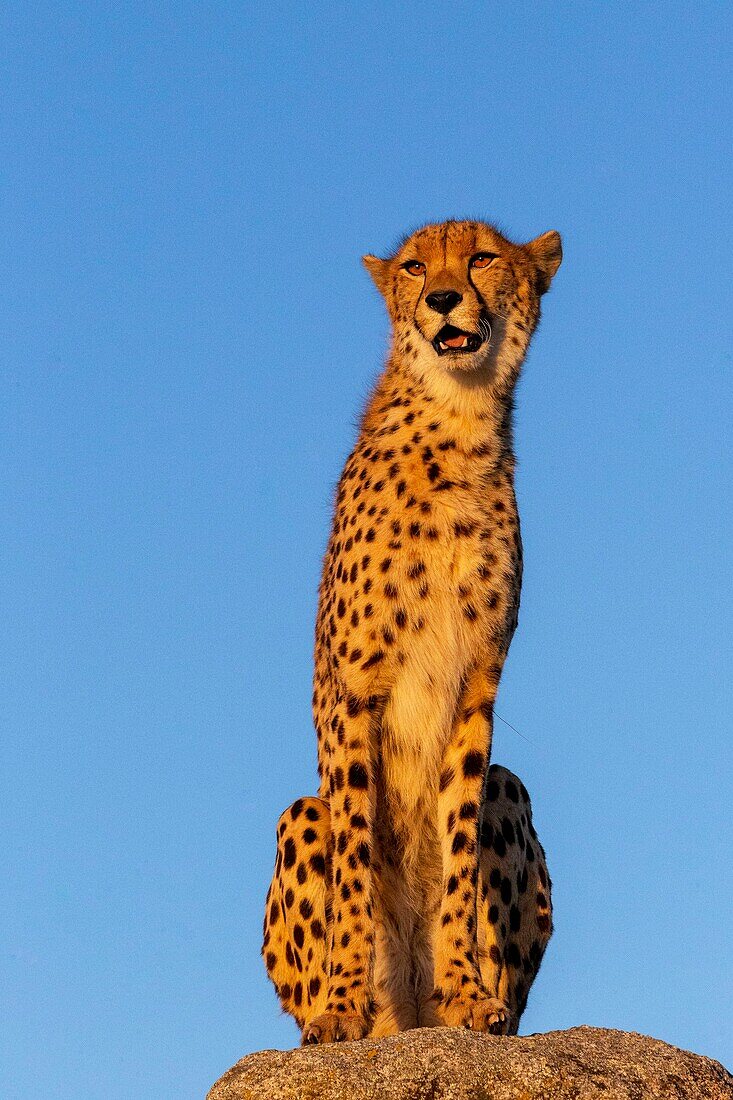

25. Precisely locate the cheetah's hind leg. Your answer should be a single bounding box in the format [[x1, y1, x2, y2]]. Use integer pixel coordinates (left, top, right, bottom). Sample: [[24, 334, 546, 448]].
[[262, 797, 331, 1038], [476, 765, 553, 1035]]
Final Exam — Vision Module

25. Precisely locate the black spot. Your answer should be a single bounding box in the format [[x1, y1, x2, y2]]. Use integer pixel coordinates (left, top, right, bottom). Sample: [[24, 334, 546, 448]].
[[505, 943, 521, 967], [463, 751, 484, 778], [291, 799, 304, 820], [505, 779, 519, 802], [296, 862, 307, 884], [309, 854, 326, 875], [300, 899, 313, 919], [283, 838, 296, 869], [501, 818, 516, 845], [293, 925, 305, 949], [510, 904, 521, 932], [446, 875, 459, 895], [361, 650, 384, 670], [346, 695, 362, 718], [348, 763, 369, 789], [486, 779, 500, 801], [357, 842, 371, 867], [303, 828, 317, 844], [452, 831, 468, 854]]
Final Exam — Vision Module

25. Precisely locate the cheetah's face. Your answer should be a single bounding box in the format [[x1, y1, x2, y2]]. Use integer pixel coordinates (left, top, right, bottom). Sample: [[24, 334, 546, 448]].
[[363, 220, 561, 382]]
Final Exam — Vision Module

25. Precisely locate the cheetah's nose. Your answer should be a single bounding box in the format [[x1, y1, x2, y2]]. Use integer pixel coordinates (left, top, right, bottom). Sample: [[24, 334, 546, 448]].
[[425, 290, 462, 314]]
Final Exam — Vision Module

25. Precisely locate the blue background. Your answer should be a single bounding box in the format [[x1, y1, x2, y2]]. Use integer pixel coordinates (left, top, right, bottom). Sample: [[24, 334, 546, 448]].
[[1, 3, 731, 1097]]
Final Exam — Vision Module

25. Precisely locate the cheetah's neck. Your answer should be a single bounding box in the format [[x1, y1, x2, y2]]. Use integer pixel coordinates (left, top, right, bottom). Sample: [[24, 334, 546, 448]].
[[363, 354, 516, 475]]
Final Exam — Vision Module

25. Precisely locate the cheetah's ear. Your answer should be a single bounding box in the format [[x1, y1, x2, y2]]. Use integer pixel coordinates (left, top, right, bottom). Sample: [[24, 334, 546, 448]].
[[525, 231, 563, 295], [362, 254, 390, 296]]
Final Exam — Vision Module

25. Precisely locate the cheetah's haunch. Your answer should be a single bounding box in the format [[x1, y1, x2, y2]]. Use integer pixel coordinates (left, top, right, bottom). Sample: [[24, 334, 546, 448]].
[[262, 219, 562, 1042]]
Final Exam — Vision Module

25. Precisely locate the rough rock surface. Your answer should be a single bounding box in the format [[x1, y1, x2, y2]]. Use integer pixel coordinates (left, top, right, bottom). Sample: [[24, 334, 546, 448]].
[[207, 1025, 732, 1099]]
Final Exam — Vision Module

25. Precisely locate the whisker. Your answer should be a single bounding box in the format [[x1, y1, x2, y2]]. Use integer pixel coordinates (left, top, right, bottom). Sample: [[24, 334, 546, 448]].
[[494, 710, 532, 744]]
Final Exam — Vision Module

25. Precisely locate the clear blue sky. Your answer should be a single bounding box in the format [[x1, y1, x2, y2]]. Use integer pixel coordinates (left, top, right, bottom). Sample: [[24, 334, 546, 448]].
[[1, 3, 731, 1097]]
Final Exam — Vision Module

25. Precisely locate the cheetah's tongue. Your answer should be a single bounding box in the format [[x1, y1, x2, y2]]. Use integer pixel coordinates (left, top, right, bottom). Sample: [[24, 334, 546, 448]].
[[441, 333, 469, 348]]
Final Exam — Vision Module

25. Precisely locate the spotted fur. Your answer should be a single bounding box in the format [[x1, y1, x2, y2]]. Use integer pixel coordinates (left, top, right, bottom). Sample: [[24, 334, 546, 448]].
[[262, 219, 561, 1042], [263, 766, 552, 1037]]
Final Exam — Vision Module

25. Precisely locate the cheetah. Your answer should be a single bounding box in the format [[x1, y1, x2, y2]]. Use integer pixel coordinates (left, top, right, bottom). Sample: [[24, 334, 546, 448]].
[[262, 219, 562, 1043]]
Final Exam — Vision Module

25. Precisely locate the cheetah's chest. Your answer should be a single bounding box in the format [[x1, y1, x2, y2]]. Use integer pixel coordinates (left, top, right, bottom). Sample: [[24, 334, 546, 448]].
[[323, 488, 519, 693]]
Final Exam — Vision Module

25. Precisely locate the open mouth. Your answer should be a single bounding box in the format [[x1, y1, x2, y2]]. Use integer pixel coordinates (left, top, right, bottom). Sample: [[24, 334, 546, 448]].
[[432, 324, 483, 356]]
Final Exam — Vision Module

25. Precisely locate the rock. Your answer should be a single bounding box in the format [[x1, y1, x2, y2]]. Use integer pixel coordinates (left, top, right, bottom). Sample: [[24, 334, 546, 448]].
[[207, 1025, 732, 1100]]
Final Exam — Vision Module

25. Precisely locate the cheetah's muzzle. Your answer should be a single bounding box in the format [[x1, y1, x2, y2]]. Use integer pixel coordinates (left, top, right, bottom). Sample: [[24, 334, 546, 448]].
[[432, 323, 484, 356]]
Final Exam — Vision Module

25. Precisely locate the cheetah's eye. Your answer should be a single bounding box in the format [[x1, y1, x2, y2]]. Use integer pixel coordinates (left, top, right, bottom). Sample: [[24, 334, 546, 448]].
[[402, 260, 426, 277], [470, 253, 498, 269]]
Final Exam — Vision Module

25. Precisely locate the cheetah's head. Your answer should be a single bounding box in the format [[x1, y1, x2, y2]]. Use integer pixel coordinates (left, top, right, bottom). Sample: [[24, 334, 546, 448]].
[[363, 220, 561, 392]]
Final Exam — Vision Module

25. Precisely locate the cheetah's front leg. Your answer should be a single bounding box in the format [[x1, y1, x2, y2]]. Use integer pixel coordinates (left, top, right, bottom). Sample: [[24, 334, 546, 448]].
[[302, 693, 376, 1044], [432, 666, 509, 1034]]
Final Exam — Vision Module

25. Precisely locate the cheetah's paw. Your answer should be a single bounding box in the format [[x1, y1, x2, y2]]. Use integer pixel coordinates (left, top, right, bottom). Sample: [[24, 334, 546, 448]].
[[435, 990, 511, 1034], [302, 1011, 369, 1045]]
